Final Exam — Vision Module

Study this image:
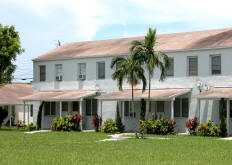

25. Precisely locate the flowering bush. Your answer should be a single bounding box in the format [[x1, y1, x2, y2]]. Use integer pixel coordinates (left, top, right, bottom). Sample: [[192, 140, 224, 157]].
[[51, 114, 82, 131], [92, 115, 101, 132], [196, 120, 220, 137], [139, 118, 176, 135], [185, 117, 199, 135], [102, 119, 118, 133], [16, 120, 26, 130], [16, 120, 36, 131]]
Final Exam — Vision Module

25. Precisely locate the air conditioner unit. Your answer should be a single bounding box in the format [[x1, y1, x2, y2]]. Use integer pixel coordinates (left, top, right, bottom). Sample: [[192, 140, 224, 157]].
[[56, 75, 63, 81], [79, 74, 86, 80]]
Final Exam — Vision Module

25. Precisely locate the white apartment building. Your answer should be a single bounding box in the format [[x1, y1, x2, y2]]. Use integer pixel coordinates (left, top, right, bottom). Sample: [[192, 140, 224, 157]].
[[22, 28, 232, 134]]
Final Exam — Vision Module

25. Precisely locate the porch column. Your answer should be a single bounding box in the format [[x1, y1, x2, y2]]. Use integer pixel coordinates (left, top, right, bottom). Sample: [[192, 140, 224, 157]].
[[198, 99, 201, 124], [79, 98, 83, 130], [28, 105, 30, 125], [171, 98, 174, 120], [23, 101, 26, 124], [122, 101, 125, 123], [9, 105, 12, 127], [227, 99, 230, 136], [59, 101, 62, 118]]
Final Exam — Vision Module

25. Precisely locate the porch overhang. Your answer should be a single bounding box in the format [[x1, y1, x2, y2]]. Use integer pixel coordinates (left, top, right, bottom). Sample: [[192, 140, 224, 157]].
[[20, 90, 98, 102], [96, 88, 191, 101], [197, 87, 232, 100]]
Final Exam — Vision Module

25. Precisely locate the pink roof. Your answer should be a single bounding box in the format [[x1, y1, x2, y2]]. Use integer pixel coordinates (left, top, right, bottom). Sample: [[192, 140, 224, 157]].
[[198, 88, 232, 99], [97, 88, 191, 100], [34, 28, 232, 61], [21, 90, 97, 101], [0, 83, 33, 105]]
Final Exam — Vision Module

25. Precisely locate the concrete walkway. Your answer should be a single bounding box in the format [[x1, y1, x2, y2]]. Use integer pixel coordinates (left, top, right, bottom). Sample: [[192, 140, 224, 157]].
[[24, 130, 51, 134], [98, 133, 171, 142]]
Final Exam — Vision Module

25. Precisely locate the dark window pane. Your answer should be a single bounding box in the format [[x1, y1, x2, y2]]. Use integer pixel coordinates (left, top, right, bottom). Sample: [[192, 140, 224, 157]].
[[62, 102, 68, 111], [174, 98, 181, 117], [98, 62, 105, 79], [182, 98, 189, 117], [124, 101, 129, 117], [30, 104, 33, 117], [73, 101, 79, 112], [211, 56, 221, 75], [189, 57, 198, 76], [166, 58, 174, 76], [157, 101, 164, 112], [40, 65, 46, 81], [86, 99, 91, 116], [51, 102, 56, 115], [92, 99, 98, 115], [44, 102, 50, 116]]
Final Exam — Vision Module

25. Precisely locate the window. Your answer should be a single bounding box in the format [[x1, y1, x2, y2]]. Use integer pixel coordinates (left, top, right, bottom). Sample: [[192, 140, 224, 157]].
[[30, 105, 33, 117], [174, 98, 189, 117], [174, 98, 181, 117], [188, 56, 198, 76], [97, 62, 105, 79], [78, 63, 86, 80], [166, 58, 174, 76], [72, 101, 79, 112], [211, 55, 221, 75], [55, 64, 63, 81], [157, 101, 164, 112], [44, 102, 56, 116], [86, 99, 98, 116], [40, 65, 46, 81], [62, 102, 68, 111], [124, 101, 134, 117]]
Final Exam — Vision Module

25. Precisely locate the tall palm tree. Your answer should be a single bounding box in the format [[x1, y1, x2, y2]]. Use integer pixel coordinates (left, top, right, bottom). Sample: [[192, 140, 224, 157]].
[[111, 54, 147, 137], [130, 28, 170, 116]]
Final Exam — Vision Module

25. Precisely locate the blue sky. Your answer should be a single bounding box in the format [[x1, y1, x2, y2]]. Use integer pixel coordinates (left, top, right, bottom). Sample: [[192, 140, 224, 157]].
[[1, 0, 232, 82]]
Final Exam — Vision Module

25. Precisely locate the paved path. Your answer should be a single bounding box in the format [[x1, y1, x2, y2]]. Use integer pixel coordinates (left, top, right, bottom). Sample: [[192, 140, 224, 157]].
[[24, 130, 51, 134]]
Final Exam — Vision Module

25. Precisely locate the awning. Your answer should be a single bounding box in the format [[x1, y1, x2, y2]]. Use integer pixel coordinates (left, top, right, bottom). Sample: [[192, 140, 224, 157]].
[[21, 90, 97, 101], [197, 87, 232, 100], [97, 88, 191, 101], [0, 83, 33, 105]]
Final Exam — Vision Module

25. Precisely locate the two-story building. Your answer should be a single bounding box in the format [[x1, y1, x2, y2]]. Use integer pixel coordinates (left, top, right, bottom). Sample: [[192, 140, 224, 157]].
[[22, 28, 232, 134]]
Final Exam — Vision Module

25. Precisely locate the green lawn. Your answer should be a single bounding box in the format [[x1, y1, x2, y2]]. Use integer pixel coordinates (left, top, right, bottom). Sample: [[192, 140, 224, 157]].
[[1, 127, 232, 165]]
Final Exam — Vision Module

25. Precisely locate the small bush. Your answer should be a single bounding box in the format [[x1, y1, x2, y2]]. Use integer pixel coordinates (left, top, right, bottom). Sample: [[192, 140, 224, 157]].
[[196, 120, 220, 137], [139, 118, 176, 135], [185, 117, 199, 135], [27, 123, 37, 131], [16, 120, 37, 131], [102, 119, 118, 133], [92, 115, 101, 132], [51, 114, 82, 131]]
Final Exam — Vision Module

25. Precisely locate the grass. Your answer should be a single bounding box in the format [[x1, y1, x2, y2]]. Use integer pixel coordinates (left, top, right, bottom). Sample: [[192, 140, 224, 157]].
[[1, 127, 232, 165]]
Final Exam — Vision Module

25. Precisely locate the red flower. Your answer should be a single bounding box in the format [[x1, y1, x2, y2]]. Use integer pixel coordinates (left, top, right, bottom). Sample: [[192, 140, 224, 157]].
[[202, 124, 206, 128]]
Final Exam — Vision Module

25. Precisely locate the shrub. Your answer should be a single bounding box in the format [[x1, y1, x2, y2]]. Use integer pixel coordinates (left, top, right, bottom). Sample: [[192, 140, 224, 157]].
[[51, 114, 82, 131], [196, 120, 220, 137], [102, 119, 118, 133], [185, 117, 199, 135], [115, 103, 124, 133], [0, 107, 8, 128], [27, 123, 37, 131], [139, 118, 176, 135], [16, 120, 26, 130], [92, 115, 101, 132]]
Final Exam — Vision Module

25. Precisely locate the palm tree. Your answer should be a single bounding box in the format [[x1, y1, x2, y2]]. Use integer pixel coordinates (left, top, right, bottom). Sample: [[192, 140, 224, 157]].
[[130, 28, 170, 116], [111, 54, 147, 138]]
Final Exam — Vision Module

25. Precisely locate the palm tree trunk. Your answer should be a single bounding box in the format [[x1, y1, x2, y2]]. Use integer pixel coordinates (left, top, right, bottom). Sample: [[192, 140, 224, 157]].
[[146, 73, 151, 119], [131, 80, 138, 138]]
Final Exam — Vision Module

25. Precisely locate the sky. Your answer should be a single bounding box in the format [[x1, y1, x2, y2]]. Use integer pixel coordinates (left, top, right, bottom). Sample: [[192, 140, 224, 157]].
[[1, 0, 232, 82]]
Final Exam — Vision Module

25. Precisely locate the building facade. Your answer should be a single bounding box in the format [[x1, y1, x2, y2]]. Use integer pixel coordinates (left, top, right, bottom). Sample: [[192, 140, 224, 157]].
[[23, 28, 232, 134]]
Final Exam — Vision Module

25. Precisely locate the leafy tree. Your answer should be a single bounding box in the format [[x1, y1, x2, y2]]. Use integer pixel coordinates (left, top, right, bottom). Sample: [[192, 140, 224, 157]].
[[115, 102, 124, 133], [111, 54, 147, 138], [0, 24, 24, 85], [130, 28, 170, 116], [0, 107, 8, 128], [219, 98, 227, 137]]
